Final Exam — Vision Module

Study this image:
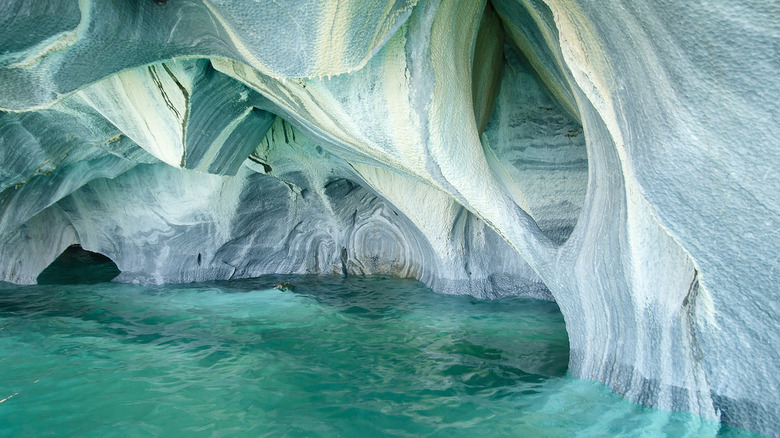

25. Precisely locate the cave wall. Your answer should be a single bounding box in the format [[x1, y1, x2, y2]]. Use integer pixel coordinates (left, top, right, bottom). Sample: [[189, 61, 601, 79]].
[[493, 0, 779, 431], [0, 0, 777, 435]]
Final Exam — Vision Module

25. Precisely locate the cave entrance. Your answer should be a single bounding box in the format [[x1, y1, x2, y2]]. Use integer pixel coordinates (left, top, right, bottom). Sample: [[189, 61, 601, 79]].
[[37, 244, 120, 285], [481, 44, 588, 246], [474, 0, 588, 247]]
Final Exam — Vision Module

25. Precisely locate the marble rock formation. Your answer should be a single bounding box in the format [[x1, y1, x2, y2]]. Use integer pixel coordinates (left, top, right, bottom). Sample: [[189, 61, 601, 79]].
[[0, 0, 777, 435]]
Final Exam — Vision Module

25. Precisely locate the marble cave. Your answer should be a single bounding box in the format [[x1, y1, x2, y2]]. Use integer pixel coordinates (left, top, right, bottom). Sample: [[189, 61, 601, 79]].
[[0, 0, 778, 435]]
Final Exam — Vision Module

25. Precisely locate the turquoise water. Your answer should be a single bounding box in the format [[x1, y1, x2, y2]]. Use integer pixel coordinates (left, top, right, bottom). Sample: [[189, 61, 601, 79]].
[[0, 276, 766, 437]]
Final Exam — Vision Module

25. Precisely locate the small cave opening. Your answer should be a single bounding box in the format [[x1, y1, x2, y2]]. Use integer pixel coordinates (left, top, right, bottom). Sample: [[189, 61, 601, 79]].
[[37, 244, 120, 285], [475, 0, 588, 247]]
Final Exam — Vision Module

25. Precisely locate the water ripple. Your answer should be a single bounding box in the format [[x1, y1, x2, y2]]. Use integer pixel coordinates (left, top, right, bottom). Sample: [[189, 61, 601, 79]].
[[0, 277, 763, 437]]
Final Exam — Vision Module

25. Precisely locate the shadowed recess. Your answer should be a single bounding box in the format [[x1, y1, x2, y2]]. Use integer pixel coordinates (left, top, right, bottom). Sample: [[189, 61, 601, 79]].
[[36, 244, 120, 285]]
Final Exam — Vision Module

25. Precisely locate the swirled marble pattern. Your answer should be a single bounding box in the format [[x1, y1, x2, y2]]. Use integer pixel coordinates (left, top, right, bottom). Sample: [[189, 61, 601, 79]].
[[0, 0, 777, 434]]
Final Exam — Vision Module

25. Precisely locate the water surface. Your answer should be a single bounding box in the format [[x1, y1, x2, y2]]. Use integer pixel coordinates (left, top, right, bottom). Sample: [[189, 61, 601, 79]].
[[0, 276, 766, 437]]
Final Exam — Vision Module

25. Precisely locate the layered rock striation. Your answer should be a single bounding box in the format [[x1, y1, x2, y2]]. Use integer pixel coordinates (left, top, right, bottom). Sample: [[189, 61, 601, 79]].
[[1, 0, 777, 435]]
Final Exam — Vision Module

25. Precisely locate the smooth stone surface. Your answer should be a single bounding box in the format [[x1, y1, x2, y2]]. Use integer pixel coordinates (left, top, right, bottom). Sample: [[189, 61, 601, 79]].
[[0, 0, 777, 434]]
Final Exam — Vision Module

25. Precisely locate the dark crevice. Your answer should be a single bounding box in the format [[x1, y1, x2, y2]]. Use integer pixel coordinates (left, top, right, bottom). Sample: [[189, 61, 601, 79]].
[[247, 155, 272, 173], [37, 244, 120, 285], [340, 247, 349, 278], [161, 63, 190, 168]]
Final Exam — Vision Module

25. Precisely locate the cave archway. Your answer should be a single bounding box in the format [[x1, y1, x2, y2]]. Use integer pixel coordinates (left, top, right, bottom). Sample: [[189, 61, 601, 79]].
[[472, 1, 588, 247], [37, 244, 120, 285], [481, 44, 587, 246]]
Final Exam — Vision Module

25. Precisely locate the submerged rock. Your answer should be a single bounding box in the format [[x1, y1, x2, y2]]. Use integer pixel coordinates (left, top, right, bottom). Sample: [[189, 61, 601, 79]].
[[273, 282, 295, 292], [0, 0, 777, 435]]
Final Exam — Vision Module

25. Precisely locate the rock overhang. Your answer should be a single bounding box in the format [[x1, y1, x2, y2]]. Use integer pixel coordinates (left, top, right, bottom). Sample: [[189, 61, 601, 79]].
[[0, 0, 777, 435]]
